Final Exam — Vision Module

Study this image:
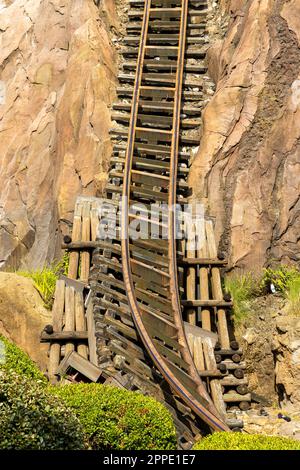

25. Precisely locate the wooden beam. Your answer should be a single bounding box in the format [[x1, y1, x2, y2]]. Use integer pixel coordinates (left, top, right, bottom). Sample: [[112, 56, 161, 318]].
[[48, 280, 65, 384], [182, 300, 233, 308], [178, 257, 227, 266], [202, 338, 227, 418], [206, 220, 231, 349], [86, 299, 98, 366], [68, 203, 82, 279], [80, 201, 91, 282], [65, 286, 75, 355], [75, 290, 88, 359], [57, 351, 102, 383], [41, 331, 88, 342], [223, 393, 252, 403]]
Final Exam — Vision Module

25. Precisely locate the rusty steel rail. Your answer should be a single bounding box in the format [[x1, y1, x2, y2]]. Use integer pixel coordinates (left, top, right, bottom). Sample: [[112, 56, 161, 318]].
[[87, 0, 249, 446], [120, 0, 228, 432]]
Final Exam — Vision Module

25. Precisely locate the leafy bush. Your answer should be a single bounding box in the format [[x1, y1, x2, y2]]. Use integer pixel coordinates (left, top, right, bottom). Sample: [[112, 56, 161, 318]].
[[224, 273, 258, 324], [0, 334, 46, 383], [285, 275, 300, 315], [0, 370, 85, 450], [193, 432, 300, 450], [17, 254, 69, 309], [260, 265, 300, 294], [52, 383, 177, 450]]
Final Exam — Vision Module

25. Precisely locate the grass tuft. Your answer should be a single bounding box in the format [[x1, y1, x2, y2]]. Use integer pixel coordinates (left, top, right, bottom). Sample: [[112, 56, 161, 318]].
[[260, 265, 300, 294], [224, 273, 258, 324], [17, 253, 69, 309], [285, 275, 300, 315]]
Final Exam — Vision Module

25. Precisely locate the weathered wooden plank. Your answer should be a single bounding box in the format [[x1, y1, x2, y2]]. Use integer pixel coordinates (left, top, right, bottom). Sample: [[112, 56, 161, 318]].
[[186, 333, 194, 358], [42, 331, 88, 342], [178, 257, 227, 266], [91, 200, 100, 242], [86, 299, 98, 366], [223, 392, 252, 403], [68, 203, 82, 279], [193, 337, 205, 371], [183, 322, 218, 343], [182, 300, 233, 308], [186, 233, 196, 325], [65, 286, 75, 355], [205, 220, 230, 349], [59, 274, 86, 292], [57, 351, 102, 382], [220, 376, 248, 386], [75, 290, 88, 359], [80, 201, 91, 282], [202, 337, 227, 418], [48, 280, 65, 383]]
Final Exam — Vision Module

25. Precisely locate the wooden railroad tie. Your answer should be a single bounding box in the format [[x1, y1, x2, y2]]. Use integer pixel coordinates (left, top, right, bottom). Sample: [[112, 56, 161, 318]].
[[43, 0, 253, 446]]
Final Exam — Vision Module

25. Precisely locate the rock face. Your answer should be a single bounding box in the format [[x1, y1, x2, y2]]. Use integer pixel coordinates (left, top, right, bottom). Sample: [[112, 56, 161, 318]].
[[0, 0, 118, 270], [237, 296, 280, 404], [0, 272, 52, 371], [238, 295, 300, 411], [274, 315, 300, 407], [243, 408, 300, 441], [190, 0, 300, 270], [1, 1, 299, 273]]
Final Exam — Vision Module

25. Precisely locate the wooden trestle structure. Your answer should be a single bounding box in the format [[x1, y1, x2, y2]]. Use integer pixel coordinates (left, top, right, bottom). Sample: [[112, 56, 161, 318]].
[[43, 0, 250, 449]]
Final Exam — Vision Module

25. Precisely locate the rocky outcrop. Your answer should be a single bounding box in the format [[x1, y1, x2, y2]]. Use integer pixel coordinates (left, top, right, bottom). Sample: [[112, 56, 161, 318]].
[[0, 272, 52, 371], [1, 1, 299, 273], [243, 408, 300, 440], [190, 0, 300, 270], [239, 294, 300, 411], [0, 0, 118, 270], [274, 315, 300, 407]]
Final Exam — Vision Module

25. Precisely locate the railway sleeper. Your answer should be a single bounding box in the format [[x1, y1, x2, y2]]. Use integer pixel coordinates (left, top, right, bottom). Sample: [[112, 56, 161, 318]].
[[87, 0, 250, 441]]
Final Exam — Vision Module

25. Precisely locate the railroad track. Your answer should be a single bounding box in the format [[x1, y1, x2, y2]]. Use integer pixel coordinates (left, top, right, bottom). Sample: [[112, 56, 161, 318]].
[[89, 0, 250, 447]]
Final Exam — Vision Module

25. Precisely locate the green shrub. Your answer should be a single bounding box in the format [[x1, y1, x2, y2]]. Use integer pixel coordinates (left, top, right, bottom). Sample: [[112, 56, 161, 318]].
[[224, 273, 258, 324], [51, 383, 177, 450], [260, 265, 300, 294], [193, 432, 300, 450], [285, 275, 300, 315], [0, 370, 85, 450], [0, 334, 46, 383], [17, 254, 69, 309]]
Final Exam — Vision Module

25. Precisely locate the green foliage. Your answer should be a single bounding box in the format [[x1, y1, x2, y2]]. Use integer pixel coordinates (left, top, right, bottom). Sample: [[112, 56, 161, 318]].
[[51, 383, 177, 450], [285, 275, 300, 315], [260, 265, 300, 294], [224, 273, 258, 324], [0, 334, 46, 383], [193, 432, 300, 450], [0, 370, 85, 450], [17, 253, 69, 309]]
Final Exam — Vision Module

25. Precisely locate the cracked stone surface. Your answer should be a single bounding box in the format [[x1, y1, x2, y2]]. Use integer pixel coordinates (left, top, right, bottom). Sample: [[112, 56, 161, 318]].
[[237, 294, 300, 410], [0, 0, 118, 269], [190, 0, 300, 270]]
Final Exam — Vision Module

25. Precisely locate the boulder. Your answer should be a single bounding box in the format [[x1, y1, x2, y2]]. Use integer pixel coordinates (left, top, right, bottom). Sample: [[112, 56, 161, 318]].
[[0, 272, 51, 371]]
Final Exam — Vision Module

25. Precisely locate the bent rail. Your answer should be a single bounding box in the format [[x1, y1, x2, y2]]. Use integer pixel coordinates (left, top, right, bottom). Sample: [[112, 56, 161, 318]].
[[121, 0, 228, 432]]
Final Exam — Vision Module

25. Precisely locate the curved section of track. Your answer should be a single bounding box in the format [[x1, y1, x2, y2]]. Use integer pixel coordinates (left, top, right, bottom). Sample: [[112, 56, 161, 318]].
[[121, 0, 228, 432]]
